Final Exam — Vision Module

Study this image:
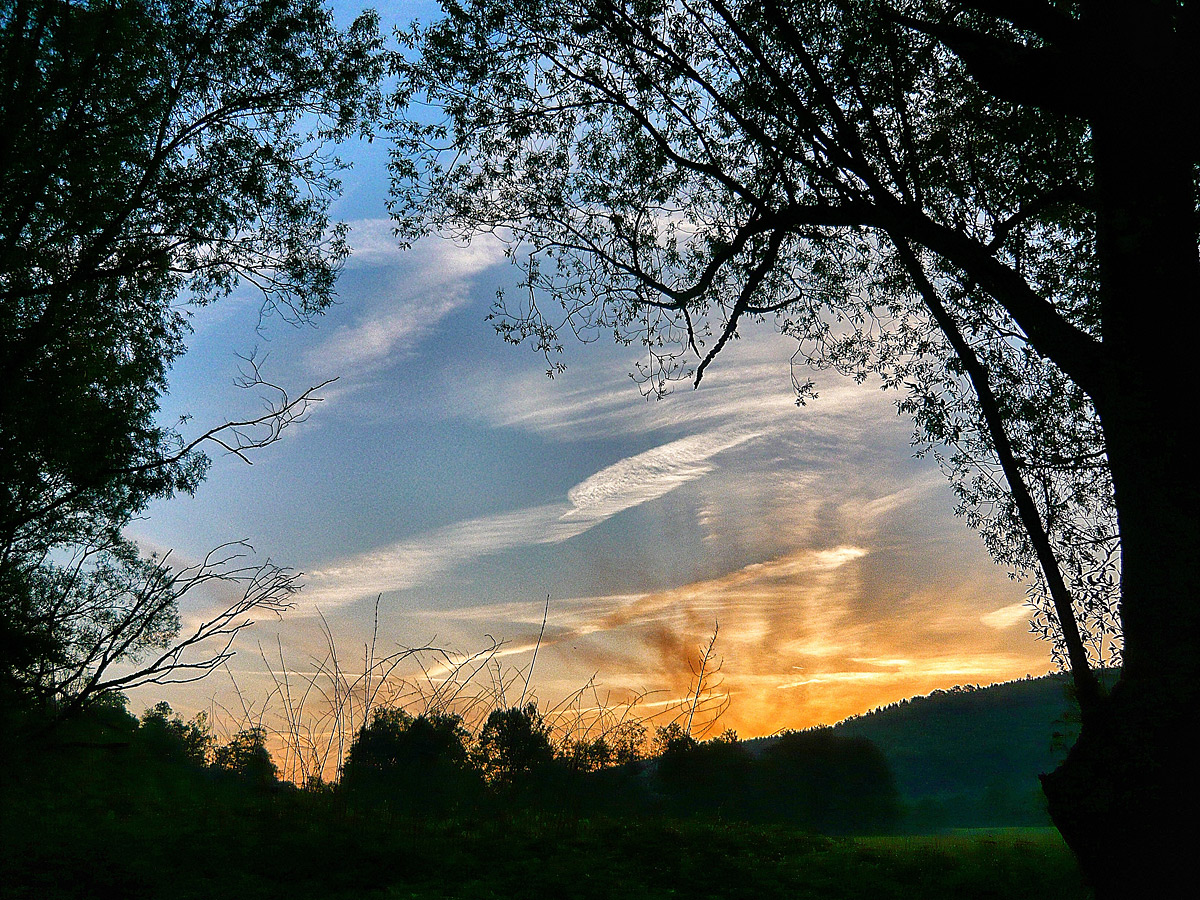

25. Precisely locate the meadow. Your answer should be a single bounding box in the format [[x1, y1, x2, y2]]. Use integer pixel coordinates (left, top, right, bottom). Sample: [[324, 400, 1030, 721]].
[[2, 726, 1089, 900]]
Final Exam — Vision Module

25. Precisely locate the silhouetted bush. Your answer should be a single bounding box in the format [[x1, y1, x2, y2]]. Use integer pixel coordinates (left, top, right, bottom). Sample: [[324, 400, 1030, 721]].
[[70, 691, 140, 742], [753, 727, 901, 833], [554, 724, 652, 816], [341, 708, 479, 814], [655, 728, 752, 819], [475, 703, 555, 794], [137, 701, 211, 766], [213, 726, 278, 789]]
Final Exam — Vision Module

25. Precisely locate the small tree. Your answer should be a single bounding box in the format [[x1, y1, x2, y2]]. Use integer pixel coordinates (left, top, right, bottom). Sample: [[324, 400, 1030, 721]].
[[341, 707, 477, 813], [474, 702, 555, 790], [559, 735, 614, 774], [607, 719, 648, 768], [213, 726, 278, 789], [755, 729, 901, 833], [138, 701, 211, 766], [654, 726, 750, 819]]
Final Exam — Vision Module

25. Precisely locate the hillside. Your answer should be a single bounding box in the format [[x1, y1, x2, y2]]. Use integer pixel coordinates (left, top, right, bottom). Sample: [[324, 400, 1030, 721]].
[[746, 671, 1117, 829]]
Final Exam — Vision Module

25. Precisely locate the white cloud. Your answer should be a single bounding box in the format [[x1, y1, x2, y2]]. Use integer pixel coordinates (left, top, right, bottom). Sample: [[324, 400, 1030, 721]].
[[308, 230, 505, 374], [562, 427, 762, 524], [980, 600, 1032, 630], [344, 217, 403, 263], [302, 503, 579, 609], [301, 426, 756, 611]]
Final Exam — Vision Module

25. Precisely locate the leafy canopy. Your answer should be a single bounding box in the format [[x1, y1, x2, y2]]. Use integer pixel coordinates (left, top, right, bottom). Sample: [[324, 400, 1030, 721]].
[[0, 0, 384, 714], [391, 0, 1118, 668]]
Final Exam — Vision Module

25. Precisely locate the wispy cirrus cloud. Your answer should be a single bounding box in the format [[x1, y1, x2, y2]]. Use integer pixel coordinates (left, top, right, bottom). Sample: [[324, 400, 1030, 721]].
[[302, 502, 576, 609], [307, 226, 505, 375], [455, 326, 902, 446], [981, 600, 1033, 630], [562, 427, 761, 525], [301, 426, 759, 610], [427, 542, 1044, 733]]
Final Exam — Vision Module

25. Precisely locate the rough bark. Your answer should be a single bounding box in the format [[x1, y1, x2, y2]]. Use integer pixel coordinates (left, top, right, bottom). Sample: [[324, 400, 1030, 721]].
[[1041, 6, 1200, 894]]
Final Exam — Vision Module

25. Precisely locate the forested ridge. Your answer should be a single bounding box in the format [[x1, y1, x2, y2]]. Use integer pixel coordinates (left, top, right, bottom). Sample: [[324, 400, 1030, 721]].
[[750, 671, 1119, 829]]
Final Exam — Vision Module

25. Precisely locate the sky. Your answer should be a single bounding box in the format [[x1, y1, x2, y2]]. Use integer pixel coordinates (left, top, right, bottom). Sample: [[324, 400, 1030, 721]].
[[126, 1, 1055, 743]]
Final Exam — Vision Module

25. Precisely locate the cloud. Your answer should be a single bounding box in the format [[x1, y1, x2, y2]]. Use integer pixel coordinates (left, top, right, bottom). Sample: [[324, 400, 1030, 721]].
[[302, 503, 578, 609], [980, 600, 1033, 630], [301, 426, 756, 610], [562, 427, 762, 524], [307, 229, 505, 374], [420, 540, 1047, 735], [344, 217, 403, 263], [456, 325, 906, 448]]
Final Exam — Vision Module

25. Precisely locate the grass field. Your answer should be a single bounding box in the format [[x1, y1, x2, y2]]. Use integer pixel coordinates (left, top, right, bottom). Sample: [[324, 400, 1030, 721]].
[[2, 748, 1090, 900]]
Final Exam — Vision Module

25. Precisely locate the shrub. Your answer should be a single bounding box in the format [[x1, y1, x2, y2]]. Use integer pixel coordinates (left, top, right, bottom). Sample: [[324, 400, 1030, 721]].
[[754, 728, 901, 833], [341, 708, 478, 813], [137, 701, 211, 766], [475, 703, 555, 791], [213, 726, 278, 789]]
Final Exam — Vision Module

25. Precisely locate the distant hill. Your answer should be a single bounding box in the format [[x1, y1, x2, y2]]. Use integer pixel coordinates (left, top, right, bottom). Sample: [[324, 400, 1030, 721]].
[[745, 671, 1118, 830]]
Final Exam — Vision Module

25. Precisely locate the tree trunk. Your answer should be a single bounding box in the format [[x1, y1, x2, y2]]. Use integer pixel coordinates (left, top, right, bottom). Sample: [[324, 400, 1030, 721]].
[[1042, 9, 1200, 894]]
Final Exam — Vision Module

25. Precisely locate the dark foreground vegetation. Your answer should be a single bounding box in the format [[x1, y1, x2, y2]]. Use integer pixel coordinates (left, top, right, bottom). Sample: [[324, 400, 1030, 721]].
[[1, 693, 1089, 899]]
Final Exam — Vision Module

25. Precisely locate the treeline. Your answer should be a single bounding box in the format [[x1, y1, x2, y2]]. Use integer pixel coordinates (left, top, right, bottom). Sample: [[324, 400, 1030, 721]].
[[33, 694, 901, 835], [341, 708, 900, 832]]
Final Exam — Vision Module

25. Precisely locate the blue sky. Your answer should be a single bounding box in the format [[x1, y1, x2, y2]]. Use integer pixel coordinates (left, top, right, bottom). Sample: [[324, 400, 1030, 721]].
[[126, 1, 1053, 739]]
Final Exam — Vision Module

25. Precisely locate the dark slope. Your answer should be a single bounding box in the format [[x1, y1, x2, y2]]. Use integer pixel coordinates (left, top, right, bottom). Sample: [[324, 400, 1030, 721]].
[[747, 671, 1117, 829]]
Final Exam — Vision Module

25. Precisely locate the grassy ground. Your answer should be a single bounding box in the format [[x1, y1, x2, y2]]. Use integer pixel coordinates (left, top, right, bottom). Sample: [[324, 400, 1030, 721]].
[[2, 748, 1090, 900]]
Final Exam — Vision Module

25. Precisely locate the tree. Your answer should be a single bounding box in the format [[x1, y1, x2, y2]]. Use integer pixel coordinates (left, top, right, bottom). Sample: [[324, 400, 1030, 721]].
[[474, 702, 555, 789], [392, 1, 1197, 892], [138, 700, 212, 765], [341, 707, 478, 813], [653, 726, 751, 819], [4, 539, 300, 728], [0, 0, 383, 721], [756, 728, 900, 832], [213, 725, 278, 788]]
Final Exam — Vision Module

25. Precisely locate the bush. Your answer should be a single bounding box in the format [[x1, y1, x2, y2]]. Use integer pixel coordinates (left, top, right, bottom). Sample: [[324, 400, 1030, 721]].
[[654, 728, 751, 819], [341, 708, 478, 813], [754, 728, 901, 833], [475, 703, 555, 791], [213, 726, 277, 789], [137, 701, 211, 766]]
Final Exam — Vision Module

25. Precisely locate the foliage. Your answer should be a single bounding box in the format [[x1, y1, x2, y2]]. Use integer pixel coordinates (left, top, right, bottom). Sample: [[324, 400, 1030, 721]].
[[655, 727, 751, 819], [341, 707, 479, 812], [474, 702, 556, 789], [138, 700, 212, 766], [389, 0, 1121, 676], [2, 724, 1089, 899], [756, 728, 901, 833], [0, 0, 384, 718], [212, 725, 278, 788]]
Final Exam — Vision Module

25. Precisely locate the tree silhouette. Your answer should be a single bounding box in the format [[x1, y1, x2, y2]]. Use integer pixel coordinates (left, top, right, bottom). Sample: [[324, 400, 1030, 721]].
[[341, 708, 478, 814], [474, 703, 555, 791], [213, 726, 278, 789], [393, 2, 1197, 890], [137, 701, 211, 766], [0, 0, 383, 723], [756, 728, 900, 833], [654, 728, 751, 820]]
